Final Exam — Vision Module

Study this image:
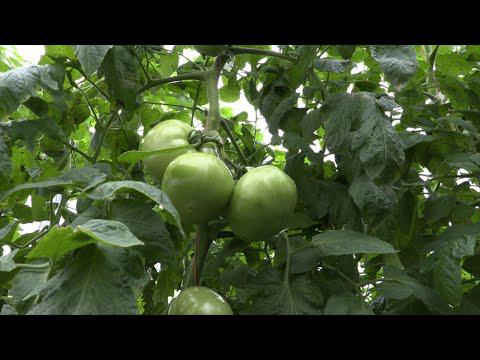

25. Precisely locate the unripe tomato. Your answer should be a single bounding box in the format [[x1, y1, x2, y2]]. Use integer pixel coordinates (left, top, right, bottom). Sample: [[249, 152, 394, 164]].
[[193, 45, 228, 57], [162, 152, 234, 224], [139, 120, 197, 183], [227, 165, 297, 242], [168, 286, 233, 315]]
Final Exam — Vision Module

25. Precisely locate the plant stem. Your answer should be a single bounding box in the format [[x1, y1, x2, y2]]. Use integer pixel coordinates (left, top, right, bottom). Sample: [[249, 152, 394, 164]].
[[230, 47, 297, 63], [16, 263, 50, 269], [191, 82, 202, 126], [65, 70, 101, 126], [204, 70, 221, 131], [220, 119, 248, 165], [190, 223, 211, 287], [92, 113, 117, 163], [69, 63, 111, 101], [322, 263, 364, 298], [138, 71, 206, 94], [61, 140, 93, 162]]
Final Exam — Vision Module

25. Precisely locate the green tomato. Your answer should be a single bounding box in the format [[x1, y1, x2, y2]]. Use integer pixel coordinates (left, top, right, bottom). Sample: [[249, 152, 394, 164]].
[[193, 45, 228, 57], [168, 286, 233, 315], [139, 119, 197, 183], [227, 165, 297, 242], [162, 152, 234, 224]]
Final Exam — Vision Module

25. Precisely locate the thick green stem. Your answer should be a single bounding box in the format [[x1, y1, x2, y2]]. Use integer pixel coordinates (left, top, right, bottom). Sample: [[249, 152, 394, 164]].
[[138, 71, 206, 94], [205, 71, 221, 131], [92, 113, 116, 163], [220, 119, 248, 165], [230, 47, 297, 63], [184, 223, 212, 288]]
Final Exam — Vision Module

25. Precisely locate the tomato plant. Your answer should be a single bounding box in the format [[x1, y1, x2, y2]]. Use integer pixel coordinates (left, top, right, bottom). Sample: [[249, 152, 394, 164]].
[[1, 44, 480, 316]]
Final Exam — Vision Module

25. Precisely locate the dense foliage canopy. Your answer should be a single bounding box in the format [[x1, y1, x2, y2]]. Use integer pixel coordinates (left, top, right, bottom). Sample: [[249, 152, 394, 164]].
[[1, 45, 480, 315]]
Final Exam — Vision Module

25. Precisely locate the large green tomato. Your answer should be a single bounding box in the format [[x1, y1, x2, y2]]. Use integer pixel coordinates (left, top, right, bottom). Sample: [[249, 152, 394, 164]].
[[227, 165, 297, 242], [168, 286, 233, 315], [162, 152, 234, 224], [193, 45, 228, 57], [139, 120, 196, 183]]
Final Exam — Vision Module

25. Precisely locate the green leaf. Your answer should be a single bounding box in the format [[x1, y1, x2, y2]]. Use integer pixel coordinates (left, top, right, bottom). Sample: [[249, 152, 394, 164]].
[[109, 199, 174, 265], [335, 45, 357, 59], [285, 230, 396, 274], [45, 45, 77, 61], [117, 144, 194, 164], [87, 181, 183, 235], [349, 174, 397, 227], [423, 194, 457, 224], [0, 117, 66, 151], [27, 227, 95, 260], [29, 244, 145, 315], [420, 224, 480, 305], [0, 133, 12, 182], [73, 45, 113, 77], [370, 45, 419, 89], [0, 66, 39, 118], [314, 58, 350, 73], [327, 182, 358, 229], [0, 249, 19, 272], [266, 93, 298, 135], [311, 230, 397, 257], [239, 268, 323, 315], [76, 219, 144, 248], [9, 266, 50, 311], [324, 293, 373, 315], [98, 45, 138, 109], [219, 81, 241, 103], [350, 99, 405, 185], [378, 266, 451, 314], [399, 133, 437, 149], [0, 220, 18, 244], [0, 167, 107, 203], [301, 108, 324, 137]]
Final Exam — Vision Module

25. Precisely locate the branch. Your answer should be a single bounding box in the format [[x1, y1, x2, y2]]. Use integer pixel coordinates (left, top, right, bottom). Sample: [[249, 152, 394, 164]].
[[322, 263, 364, 298], [191, 223, 212, 287], [138, 71, 206, 94], [230, 47, 297, 63], [66, 70, 101, 126], [69, 62, 111, 101], [220, 118, 248, 165], [61, 140, 93, 162], [92, 113, 117, 163]]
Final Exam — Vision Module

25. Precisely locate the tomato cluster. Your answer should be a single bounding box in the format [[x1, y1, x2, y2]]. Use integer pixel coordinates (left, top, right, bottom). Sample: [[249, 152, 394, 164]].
[[140, 119, 297, 314]]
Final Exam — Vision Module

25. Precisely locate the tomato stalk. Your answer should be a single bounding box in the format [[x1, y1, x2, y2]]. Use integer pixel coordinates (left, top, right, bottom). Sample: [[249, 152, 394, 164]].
[[138, 71, 206, 94], [229, 47, 297, 63], [183, 223, 212, 288]]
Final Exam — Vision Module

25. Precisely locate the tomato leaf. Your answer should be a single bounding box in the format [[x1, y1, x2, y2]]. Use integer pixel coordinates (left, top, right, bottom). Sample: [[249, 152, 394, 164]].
[[370, 45, 419, 90], [117, 144, 194, 164], [27, 227, 95, 260], [87, 181, 184, 235], [76, 219, 144, 248], [324, 293, 373, 315], [28, 245, 146, 315], [73, 45, 113, 77]]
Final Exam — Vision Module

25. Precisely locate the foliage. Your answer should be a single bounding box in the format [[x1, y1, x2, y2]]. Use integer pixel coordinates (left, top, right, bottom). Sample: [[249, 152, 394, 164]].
[[1, 44, 480, 315]]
